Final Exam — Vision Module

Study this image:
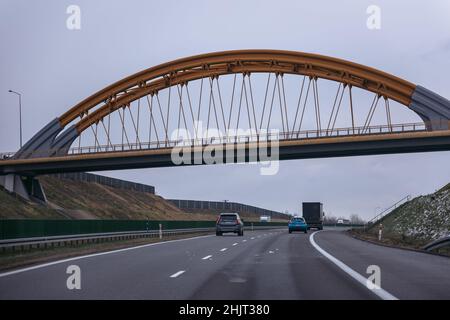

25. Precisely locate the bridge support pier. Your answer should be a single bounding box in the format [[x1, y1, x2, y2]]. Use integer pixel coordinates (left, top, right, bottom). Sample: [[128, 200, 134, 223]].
[[0, 174, 47, 203]]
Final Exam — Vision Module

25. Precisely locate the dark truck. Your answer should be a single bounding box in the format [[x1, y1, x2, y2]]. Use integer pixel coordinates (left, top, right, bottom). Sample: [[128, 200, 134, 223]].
[[302, 202, 324, 230]]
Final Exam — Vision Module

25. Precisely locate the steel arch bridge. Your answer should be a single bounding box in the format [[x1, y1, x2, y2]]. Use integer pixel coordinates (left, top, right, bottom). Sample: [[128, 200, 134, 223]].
[[1, 50, 450, 200]]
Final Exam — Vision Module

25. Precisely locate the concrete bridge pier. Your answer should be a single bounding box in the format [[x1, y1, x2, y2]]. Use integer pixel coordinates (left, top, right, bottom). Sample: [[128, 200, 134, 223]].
[[0, 174, 47, 203]]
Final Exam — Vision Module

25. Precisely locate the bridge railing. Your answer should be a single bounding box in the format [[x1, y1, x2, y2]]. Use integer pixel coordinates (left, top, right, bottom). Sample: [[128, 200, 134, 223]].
[[367, 194, 412, 227], [0, 122, 426, 159], [67, 122, 426, 156]]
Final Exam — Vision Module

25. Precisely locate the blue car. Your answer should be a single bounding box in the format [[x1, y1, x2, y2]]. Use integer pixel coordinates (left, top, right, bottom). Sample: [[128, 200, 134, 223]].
[[288, 217, 308, 234]]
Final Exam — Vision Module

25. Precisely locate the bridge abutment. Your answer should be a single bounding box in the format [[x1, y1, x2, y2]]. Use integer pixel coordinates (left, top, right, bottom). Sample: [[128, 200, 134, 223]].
[[410, 86, 450, 131], [0, 174, 47, 203], [13, 118, 78, 160]]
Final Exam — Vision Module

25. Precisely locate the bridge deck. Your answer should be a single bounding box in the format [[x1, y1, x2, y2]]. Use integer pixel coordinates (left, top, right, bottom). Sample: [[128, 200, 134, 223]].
[[1, 128, 450, 175]]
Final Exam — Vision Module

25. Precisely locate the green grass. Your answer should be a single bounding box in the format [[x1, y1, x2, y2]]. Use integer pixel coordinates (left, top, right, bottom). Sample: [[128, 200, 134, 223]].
[[0, 186, 61, 219]]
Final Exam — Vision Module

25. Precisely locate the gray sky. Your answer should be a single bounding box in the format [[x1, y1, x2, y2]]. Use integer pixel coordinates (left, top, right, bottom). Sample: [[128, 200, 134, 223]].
[[1, 0, 450, 219]]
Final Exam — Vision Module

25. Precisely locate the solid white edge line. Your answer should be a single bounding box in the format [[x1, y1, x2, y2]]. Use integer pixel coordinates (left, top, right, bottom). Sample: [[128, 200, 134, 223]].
[[0, 234, 214, 278], [309, 231, 398, 301], [202, 255, 213, 260], [170, 270, 185, 278]]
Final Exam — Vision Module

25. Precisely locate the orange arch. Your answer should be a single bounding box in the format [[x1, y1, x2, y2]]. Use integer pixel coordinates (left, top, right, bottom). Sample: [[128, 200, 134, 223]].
[[59, 50, 417, 134]]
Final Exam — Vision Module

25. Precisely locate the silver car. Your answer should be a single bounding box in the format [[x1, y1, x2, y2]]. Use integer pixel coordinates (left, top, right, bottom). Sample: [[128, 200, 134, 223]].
[[216, 213, 244, 236]]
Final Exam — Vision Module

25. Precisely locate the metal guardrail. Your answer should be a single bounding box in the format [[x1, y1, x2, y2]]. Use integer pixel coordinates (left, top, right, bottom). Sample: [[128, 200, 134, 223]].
[[323, 223, 365, 228], [367, 195, 411, 226], [0, 225, 284, 253], [0, 228, 210, 245], [422, 235, 450, 251]]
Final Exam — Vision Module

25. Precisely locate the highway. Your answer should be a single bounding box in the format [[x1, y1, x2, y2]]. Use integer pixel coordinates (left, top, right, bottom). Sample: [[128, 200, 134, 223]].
[[0, 229, 449, 300]]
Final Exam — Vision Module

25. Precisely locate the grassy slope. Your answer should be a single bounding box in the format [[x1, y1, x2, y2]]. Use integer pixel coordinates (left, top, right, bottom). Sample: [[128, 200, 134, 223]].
[[0, 186, 61, 219], [368, 183, 450, 243], [0, 176, 214, 221], [38, 176, 215, 221], [1, 176, 288, 222]]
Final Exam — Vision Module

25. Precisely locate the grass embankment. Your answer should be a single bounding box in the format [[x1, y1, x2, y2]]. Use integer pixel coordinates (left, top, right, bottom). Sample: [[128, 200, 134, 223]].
[[349, 183, 450, 257], [1, 176, 287, 222], [0, 186, 61, 219], [0, 176, 217, 221], [39, 176, 216, 220]]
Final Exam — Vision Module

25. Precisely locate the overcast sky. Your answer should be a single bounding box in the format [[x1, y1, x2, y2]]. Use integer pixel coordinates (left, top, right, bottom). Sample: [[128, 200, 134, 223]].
[[1, 0, 450, 219]]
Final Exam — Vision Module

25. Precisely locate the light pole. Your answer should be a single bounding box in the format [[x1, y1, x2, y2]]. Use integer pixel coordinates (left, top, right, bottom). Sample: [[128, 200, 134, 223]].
[[223, 200, 229, 210], [8, 90, 22, 148]]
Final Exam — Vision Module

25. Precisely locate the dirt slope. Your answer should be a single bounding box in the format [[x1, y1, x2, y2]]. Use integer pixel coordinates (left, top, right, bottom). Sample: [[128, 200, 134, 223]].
[[1, 176, 214, 221]]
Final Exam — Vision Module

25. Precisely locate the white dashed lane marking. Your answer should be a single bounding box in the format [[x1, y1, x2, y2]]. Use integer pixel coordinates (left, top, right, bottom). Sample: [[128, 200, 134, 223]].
[[220, 248, 227, 252], [202, 255, 212, 260], [170, 270, 185, 278]]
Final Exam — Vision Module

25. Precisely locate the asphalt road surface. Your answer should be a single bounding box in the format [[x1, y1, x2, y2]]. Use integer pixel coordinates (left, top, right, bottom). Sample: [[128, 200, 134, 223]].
[[1, 229, 449, 300]]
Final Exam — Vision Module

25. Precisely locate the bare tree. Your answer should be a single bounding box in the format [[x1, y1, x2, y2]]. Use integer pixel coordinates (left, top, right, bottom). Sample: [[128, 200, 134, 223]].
[[324, 215, 337, 224], [350, 214, 365, 225]]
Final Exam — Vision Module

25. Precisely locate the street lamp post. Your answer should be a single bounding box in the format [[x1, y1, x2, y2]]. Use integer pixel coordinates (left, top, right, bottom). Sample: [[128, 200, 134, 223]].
[[8, 90, 23, 148], [223, 200, 229, 211]]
